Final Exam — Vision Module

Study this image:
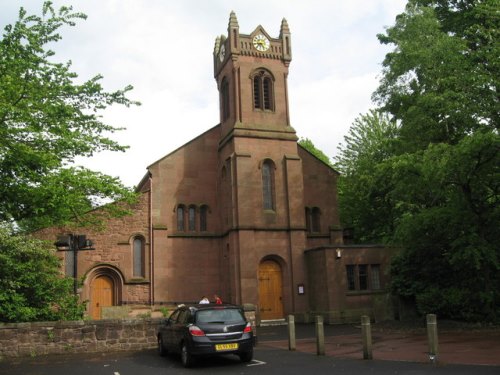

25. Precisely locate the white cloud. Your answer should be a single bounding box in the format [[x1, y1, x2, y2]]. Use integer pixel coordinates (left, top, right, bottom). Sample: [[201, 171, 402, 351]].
[[1, 0, 407, 186]]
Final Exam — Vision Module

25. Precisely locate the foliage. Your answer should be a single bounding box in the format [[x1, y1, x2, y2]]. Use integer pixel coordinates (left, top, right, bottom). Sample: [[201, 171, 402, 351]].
[[334, 110, 400, 242], [374, 0, 499, 148], [298, 137, 333, 167], [0, 225, 85, 322], [0, 1, 139, 231], [336, 0, 499, 321]]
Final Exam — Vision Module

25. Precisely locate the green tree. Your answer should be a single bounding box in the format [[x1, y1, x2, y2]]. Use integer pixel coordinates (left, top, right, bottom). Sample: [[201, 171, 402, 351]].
[[374, 0, 498, 147], [334, 110, 400, 243], [298, 137, 333, 167], [0, 2, 139, 231], [337, 0, 499, 321], [0, 225, 85, 322]]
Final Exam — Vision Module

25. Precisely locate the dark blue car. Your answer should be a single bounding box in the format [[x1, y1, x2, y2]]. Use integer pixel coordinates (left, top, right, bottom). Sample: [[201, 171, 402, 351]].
[[157, 303, 254, 367]]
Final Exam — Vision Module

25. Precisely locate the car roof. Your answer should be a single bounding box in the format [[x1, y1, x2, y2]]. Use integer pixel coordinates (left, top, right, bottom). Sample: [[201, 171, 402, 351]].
[[177, 303, 242, 312]]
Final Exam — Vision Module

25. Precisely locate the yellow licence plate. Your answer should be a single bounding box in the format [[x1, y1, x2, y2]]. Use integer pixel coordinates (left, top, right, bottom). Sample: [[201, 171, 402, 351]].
[[215, 343, 238, 351]]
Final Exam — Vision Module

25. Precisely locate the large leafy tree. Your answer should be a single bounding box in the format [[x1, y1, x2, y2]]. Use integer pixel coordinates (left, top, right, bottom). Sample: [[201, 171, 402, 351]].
[[334, 110, 400, 243], [0, 2, 138, 231], [0, 225, 85, 322], [336, 0, 499, 321]]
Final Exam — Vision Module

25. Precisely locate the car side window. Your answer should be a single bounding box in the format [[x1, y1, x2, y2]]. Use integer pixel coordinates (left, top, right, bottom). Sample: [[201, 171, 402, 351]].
[[178, 310, 189, 324], [169, 309, 181, 323]]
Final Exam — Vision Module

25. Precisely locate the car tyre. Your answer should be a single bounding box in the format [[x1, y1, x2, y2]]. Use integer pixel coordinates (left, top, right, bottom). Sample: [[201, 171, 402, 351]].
[[239, 349, 253, 363], [181, 342, 195, 368], [157, 335, 167, 357]]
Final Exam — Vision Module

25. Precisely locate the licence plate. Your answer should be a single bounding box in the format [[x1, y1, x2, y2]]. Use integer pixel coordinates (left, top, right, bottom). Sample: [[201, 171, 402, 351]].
[[215, 343, 238, 351]]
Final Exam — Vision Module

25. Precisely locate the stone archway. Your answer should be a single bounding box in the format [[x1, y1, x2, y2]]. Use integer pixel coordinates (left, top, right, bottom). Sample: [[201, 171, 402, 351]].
[[87, 266, 123, 320], [258, 259, 284, 320]]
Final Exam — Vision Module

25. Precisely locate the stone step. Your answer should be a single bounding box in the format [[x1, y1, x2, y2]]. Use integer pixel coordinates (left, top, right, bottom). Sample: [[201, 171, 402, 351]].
[[259, 318, 287, 326]]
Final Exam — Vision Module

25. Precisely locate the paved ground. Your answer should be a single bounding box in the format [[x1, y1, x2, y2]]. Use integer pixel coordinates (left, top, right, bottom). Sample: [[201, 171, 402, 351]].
[[256, 322, 500, 367]]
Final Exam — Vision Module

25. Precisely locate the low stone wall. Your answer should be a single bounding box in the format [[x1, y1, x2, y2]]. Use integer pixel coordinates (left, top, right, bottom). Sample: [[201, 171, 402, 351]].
[[0, 319, 161, 359], [0, 306, 258, 359]]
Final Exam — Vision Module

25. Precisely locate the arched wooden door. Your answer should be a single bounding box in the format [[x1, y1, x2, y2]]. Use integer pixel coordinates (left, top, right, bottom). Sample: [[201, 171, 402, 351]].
[[90, 275, 114, 320], [258, 260, 284, 320]]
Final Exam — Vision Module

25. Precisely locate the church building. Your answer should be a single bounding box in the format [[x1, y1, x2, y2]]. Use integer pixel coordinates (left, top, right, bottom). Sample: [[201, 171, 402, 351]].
[[37, 13, 395, 323]]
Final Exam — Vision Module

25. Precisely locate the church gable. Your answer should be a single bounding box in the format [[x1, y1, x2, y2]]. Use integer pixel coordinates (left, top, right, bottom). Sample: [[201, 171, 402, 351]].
[[147, 125, 220, 232]]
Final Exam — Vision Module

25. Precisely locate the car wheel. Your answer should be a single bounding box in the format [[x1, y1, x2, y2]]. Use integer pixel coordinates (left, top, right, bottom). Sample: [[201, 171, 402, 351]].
[[181, 343, 195, 368], [157, 335, 167, 357], [239, 349, 253, 363]]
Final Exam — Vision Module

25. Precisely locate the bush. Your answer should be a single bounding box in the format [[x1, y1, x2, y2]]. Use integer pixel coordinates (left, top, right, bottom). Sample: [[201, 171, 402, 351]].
[[0, 226, 85, 322]]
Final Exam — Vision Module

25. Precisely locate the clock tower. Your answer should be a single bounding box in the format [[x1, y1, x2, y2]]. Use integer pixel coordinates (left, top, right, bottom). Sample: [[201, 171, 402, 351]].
[[213, 11, 296, 146], [212, 13, 309, 316]]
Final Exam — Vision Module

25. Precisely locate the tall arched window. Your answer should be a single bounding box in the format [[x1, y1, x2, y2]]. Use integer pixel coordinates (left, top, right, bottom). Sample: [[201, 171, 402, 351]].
[[221, 77, 230, 121], [188, 205, 196, 231], [252, 70, 274, 111], [305, 206, 321, 233], [312, 207, 321, 232], [177, 204, 185, 231], [262, 159, 275, 210], [305, 207, 312, 232], [133, 236, 145, 278], [200, 205, 208, 231]]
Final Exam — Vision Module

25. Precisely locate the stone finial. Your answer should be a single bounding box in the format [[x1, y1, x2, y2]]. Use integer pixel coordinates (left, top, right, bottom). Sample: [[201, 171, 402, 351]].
[[228, 11, 239, 29], [280, 17, 292, 63], [214, 35, 221, 54], [280, 18, 290, 37]]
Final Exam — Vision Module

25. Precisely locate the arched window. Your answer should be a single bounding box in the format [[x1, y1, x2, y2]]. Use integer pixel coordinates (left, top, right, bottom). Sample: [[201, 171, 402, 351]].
[[305, 207, 312, 232], [200, 205, 208, 232], [312, 207, 321, 232], [305, 206, 321, 233], [188, 205, 196, 231], [221, 77, 230, 121], [262, 160, 275, 210], [252, 70, 274, 111], [133, 236, 145, 278], [177, 204, 185, 231]]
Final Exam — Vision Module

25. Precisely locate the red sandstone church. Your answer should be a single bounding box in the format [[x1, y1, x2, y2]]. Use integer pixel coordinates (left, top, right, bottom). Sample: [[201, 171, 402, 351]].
[[37, 13, 395, 323]]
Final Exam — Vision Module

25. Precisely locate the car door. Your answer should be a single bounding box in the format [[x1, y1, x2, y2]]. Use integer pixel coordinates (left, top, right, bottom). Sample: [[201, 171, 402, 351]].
[[171, 309, 189, 350], [164, 309, 180, 351]]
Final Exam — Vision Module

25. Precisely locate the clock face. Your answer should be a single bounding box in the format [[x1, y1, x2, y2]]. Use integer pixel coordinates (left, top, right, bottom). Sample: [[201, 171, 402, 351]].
[[219, 44, 225, 62], [253, 34, 270, 52]]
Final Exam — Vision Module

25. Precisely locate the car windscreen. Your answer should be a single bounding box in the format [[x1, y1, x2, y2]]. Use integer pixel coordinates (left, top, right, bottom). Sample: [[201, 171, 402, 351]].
[[195, 308, 245, 324]]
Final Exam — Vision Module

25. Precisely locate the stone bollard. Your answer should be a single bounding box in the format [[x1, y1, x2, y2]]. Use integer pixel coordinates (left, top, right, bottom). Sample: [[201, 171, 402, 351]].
[[315, 315, 325, 356], [361, 315, 373, 360], [288, 314, 296, 351], [426, 314, 439, 363]]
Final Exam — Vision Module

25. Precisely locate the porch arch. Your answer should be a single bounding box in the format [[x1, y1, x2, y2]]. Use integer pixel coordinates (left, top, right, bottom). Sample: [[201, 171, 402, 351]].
[[86, 265, 124, 320]]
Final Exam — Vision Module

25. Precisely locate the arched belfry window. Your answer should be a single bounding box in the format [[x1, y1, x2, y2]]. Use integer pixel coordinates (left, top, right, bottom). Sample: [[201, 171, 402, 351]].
[[133, 236, 145, 278], [252, 69, 274, 111], [261, 159, 276, 210], [221, 77, 230, 121]]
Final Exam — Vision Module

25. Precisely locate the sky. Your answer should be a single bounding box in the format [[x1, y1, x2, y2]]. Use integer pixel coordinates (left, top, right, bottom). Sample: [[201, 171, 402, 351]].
[[1, 0, 407, 188]]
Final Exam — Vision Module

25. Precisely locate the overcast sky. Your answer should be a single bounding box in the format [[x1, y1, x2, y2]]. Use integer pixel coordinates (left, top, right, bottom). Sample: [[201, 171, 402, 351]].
[[1, 0, 407, 187]]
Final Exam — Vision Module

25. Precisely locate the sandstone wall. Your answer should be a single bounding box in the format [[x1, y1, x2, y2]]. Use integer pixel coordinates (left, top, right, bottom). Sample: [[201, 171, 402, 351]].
[[0, 319, 160, 358]]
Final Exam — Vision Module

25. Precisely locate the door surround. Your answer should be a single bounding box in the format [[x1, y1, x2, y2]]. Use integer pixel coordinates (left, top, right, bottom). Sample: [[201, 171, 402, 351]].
[[86, 266, 123, 320]]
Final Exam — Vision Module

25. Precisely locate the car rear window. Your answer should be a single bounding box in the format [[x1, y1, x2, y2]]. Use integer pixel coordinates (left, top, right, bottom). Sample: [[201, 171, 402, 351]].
[[195, 308, 245, 324]]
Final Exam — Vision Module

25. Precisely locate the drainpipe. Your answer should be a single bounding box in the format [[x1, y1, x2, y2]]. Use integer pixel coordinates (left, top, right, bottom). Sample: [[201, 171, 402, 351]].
[[149, 174, 154, 306]]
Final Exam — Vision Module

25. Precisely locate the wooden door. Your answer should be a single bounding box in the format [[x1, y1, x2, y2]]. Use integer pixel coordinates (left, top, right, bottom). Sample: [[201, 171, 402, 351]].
[[91, 275, 114, 320], [258, 260, 284, 320]]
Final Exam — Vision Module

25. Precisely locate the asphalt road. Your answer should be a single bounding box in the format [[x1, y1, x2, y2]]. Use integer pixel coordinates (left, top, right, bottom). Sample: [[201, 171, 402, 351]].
[[1, 347, 499, 375]]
